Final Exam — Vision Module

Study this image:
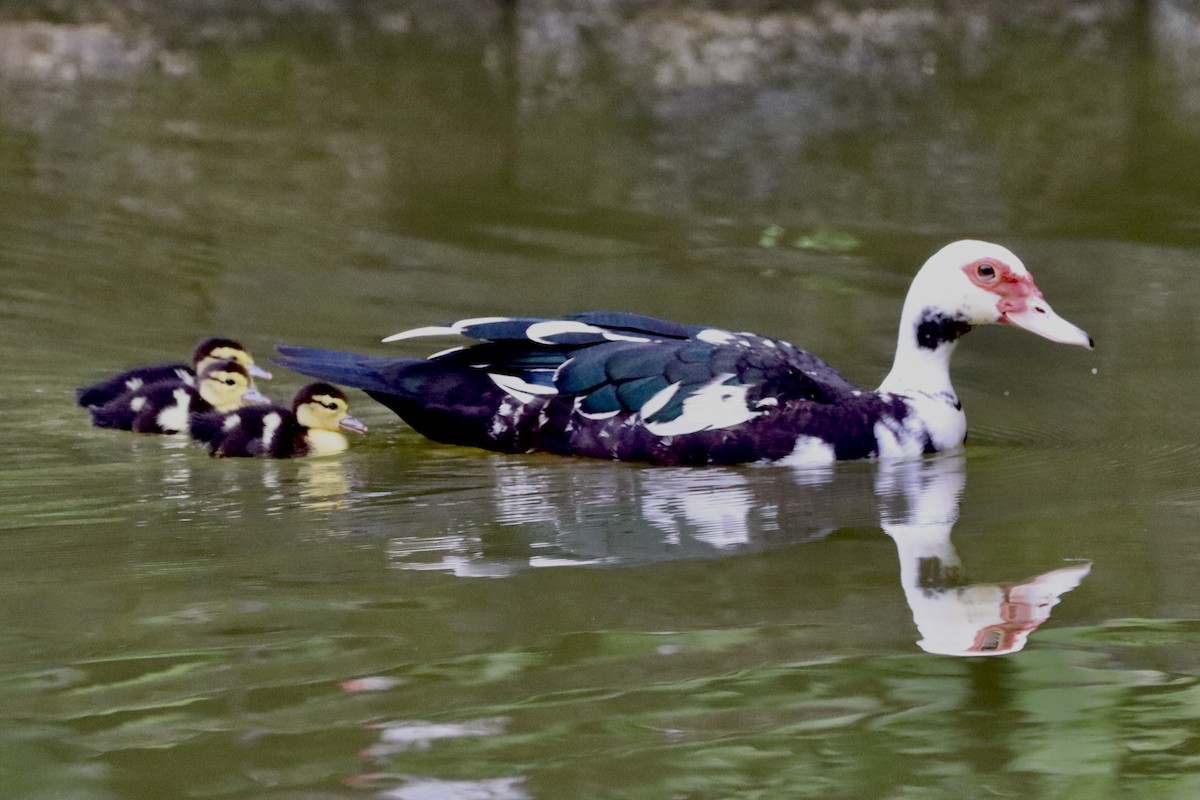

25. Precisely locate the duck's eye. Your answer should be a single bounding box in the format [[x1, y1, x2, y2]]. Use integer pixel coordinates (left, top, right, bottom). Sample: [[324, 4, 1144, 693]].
[[976, 263, 997, 281], [324, 401, 339, 411], [225, 378, 237, 386]]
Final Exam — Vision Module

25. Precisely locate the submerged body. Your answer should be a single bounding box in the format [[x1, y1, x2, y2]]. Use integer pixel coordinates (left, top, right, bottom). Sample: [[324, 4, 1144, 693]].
[[275, 241, 1092, 466], [190, 382, 367, 458]]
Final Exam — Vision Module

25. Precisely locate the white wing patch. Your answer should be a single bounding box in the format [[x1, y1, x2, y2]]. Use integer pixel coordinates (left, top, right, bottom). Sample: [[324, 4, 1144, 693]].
[[572, 397, 620, 421], [638, 382, 680, 420], [155, 387, 192, 433], [124, 377, 144, 392], [524, 320, 650, 345], [488, 373, 557, 404], [382, 317, 512, 343], [129, 396, 146, 413], [427, 345, 466, 360], [222, 414, 241, 432], [261, 412, 282, 451], [643, 374, 761, 436], [696, 328, 735, 345]]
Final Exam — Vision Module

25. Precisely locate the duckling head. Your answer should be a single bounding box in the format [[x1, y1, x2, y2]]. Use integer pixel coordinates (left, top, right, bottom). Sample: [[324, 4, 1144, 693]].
[[294, 383, 368, 434], [194, 337, 273, 380], [197, 360, 267, 411]]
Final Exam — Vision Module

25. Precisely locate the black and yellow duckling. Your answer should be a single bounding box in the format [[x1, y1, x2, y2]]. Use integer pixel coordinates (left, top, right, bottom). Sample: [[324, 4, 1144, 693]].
[[89, 360, 268, 435], [190, 382, 367, 458], [77, 337, 272, 408]]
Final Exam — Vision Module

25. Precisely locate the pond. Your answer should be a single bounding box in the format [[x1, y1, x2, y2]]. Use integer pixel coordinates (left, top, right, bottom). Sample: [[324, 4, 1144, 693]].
[[1, 7, 1199, 799]]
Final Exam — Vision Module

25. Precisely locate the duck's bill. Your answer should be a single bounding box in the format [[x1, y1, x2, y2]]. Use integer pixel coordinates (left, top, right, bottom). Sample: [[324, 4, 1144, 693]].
[[1002, 300, 1094, 349], [243, 387, 272, 405], [339, 413, 368, 434], [249, 364, 274, 380]]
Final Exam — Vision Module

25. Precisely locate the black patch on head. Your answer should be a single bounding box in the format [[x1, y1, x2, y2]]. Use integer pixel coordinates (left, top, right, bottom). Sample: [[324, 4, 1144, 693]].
[[915, 309, 972, 350], [194, 337, 246, 362], [916, 556, 969, 593]]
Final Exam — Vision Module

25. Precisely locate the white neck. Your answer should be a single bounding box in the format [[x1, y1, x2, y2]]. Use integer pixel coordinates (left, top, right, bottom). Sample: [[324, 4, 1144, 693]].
[[877, 298, 960, 399]]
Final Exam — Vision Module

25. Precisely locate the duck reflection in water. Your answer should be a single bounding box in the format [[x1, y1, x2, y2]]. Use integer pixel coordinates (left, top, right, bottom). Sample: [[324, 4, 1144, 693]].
[[389, 455, 1089, 656], [876, 456, 1091, 656]]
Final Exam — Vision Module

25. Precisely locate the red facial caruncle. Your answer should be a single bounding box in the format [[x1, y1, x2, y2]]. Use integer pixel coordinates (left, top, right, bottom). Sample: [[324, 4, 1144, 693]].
[[961, 258, 1044, 316]]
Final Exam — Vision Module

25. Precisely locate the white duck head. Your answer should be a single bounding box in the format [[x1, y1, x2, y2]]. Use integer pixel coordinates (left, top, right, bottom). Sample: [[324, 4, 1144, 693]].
[[879, 240, 1092, 397]]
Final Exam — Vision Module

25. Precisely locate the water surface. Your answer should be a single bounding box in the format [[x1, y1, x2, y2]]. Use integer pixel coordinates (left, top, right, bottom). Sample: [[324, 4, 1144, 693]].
[[2, 12, 1200, 800]]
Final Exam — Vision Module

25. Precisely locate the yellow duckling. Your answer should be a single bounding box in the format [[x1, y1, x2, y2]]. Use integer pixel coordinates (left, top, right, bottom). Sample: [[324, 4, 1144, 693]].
[[88, 360, 267, 434], [77, 337, 272, 408], [191, 382, 367, 458]]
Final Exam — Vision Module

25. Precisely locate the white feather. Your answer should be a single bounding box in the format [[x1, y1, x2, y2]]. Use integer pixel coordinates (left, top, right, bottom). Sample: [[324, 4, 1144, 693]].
[[525, 320, 602, 344], [382, 325, 462, 342], [427, 345, 467, 360], [776, 435, 836, 467], [488, 373, 557, 403], [155, 387, 192, 434], [696, 328, 735, 345], [261, 412, 281, 451], [638, 382, 680, 420], [643, 375, 761, 436], [600, 332, 652, 343]]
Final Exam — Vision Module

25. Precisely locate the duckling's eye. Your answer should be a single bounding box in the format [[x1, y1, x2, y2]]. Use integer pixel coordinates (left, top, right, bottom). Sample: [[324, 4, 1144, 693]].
[[976, 263, 997, 281], [224, 378, 237, 386], [324, 401, 339, 410]]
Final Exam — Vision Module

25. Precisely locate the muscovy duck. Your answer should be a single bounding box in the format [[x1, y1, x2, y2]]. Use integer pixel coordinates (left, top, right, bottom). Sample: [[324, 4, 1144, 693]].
[[77, 337, 272, 408], [274, 240, 1092, 465], [88, 360, 268, 434], [190, 382, 367, 458]]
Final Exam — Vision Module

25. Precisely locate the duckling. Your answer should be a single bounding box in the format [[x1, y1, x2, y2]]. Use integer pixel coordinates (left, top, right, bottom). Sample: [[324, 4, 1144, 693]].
[[77, 337, 272, 408], [191, 382, 368, 458], [89, 360, 267, 435]]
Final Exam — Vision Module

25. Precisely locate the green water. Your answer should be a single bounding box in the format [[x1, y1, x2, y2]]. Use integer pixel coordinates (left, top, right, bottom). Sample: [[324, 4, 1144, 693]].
[[2, 12, 1200, 800]]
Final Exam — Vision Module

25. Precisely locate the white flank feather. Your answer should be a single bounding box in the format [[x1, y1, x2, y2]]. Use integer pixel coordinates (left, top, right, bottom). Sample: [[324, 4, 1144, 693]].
[[777, 435, 836, 467]]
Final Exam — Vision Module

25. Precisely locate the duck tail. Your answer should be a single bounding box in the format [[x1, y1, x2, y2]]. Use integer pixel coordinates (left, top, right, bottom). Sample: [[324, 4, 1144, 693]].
[[273, 345, 424, 396]]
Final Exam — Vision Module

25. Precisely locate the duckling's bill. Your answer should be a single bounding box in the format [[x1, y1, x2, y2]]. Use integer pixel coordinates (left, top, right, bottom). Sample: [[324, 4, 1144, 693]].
[[243, 386, 272, 405], [339, 413, 368, 434]]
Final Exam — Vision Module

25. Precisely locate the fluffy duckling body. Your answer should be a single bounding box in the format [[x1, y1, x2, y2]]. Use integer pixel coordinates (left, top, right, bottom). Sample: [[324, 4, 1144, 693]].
[[89, 360, 266, 434], [77, 337, 272, 408], [191, 382, 367, 458]]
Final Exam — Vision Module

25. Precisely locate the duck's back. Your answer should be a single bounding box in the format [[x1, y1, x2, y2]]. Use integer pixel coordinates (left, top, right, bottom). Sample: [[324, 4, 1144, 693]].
[[193, 406, 307, 457], [90, 380, 202, 434], [77, 363, 193, 407], [279, 312, 907, 465]]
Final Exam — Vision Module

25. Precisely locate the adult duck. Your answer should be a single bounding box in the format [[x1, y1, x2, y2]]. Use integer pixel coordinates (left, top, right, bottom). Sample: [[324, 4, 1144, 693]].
[[274, 241, 1092, 466], [77, 337, 272, 408]]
